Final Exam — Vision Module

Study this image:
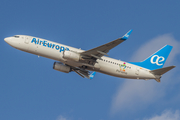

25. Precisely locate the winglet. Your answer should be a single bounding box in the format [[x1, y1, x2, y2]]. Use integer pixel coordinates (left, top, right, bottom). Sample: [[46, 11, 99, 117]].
[[121, 29, 133, 40], [89, 72, 96, 79]]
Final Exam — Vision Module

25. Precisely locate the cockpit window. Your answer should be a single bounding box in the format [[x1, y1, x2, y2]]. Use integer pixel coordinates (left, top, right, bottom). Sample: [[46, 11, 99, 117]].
[[14, 36, 19, 38]]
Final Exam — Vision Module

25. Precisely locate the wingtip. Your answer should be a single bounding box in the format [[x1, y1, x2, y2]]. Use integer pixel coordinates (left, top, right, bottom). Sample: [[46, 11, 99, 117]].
[[121, 29, 133, 40], [172, 65, 176, 68], [89, 72, 96, 79]]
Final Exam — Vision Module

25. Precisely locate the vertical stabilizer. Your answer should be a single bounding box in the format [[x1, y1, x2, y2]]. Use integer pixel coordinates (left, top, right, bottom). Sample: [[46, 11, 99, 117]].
[[130, 45, 173, 70]]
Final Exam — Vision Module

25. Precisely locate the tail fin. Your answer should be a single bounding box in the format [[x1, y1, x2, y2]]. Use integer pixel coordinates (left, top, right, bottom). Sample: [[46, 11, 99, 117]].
[[130, 45, 173, 70]]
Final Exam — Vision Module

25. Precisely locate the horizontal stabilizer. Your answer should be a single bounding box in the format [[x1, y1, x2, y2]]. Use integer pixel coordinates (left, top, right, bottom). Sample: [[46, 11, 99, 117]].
[[150, 65, 175, 75]]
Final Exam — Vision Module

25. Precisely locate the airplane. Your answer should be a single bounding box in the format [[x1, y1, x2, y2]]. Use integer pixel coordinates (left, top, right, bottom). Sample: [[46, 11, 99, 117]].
[[4, 30, 175, 82]]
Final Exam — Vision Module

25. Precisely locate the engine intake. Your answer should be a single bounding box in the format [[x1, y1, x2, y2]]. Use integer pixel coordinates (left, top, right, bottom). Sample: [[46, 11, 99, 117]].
[[63, 51, 80, 61], [53, 62, 71, 73]]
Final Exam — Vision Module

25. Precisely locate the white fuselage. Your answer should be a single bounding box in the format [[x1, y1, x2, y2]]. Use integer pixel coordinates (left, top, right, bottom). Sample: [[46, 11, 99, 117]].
[[4, 35, 156, 80]]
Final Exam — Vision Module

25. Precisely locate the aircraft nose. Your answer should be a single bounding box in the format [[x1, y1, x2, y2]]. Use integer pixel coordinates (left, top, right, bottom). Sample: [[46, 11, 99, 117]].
[[4, 37, 14, 47], [4, 37, 9, 43]]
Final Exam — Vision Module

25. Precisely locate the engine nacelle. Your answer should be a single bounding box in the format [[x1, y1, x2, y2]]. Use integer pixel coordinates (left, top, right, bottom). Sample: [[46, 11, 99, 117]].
[[53, 62, 71, 73], [63, 51, 80, 61]]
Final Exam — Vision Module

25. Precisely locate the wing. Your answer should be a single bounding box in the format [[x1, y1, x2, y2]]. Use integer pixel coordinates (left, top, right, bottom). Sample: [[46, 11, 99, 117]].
[[80, 29, 133, 59], [72, 69, 96, 79]]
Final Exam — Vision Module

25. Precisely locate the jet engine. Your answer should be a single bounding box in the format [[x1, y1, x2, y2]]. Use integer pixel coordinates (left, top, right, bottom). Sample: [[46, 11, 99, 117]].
[[53, 62, 71, 73], [63, 51, 80, 61]]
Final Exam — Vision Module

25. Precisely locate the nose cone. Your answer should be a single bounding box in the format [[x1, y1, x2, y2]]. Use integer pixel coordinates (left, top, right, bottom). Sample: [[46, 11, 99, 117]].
[[4, 37, 11, 44], [4, 37, 16, 47], [4, 37, 8, 42]]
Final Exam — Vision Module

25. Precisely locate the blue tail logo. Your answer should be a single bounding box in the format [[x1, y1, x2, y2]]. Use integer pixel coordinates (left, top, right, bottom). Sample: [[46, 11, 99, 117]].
[[130, 45, 173, 70], [150, 55, 165, 66]]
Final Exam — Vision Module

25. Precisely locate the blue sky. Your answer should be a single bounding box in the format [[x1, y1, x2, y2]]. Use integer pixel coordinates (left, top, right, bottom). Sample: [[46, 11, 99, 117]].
[[0, 0, 180, 120]]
